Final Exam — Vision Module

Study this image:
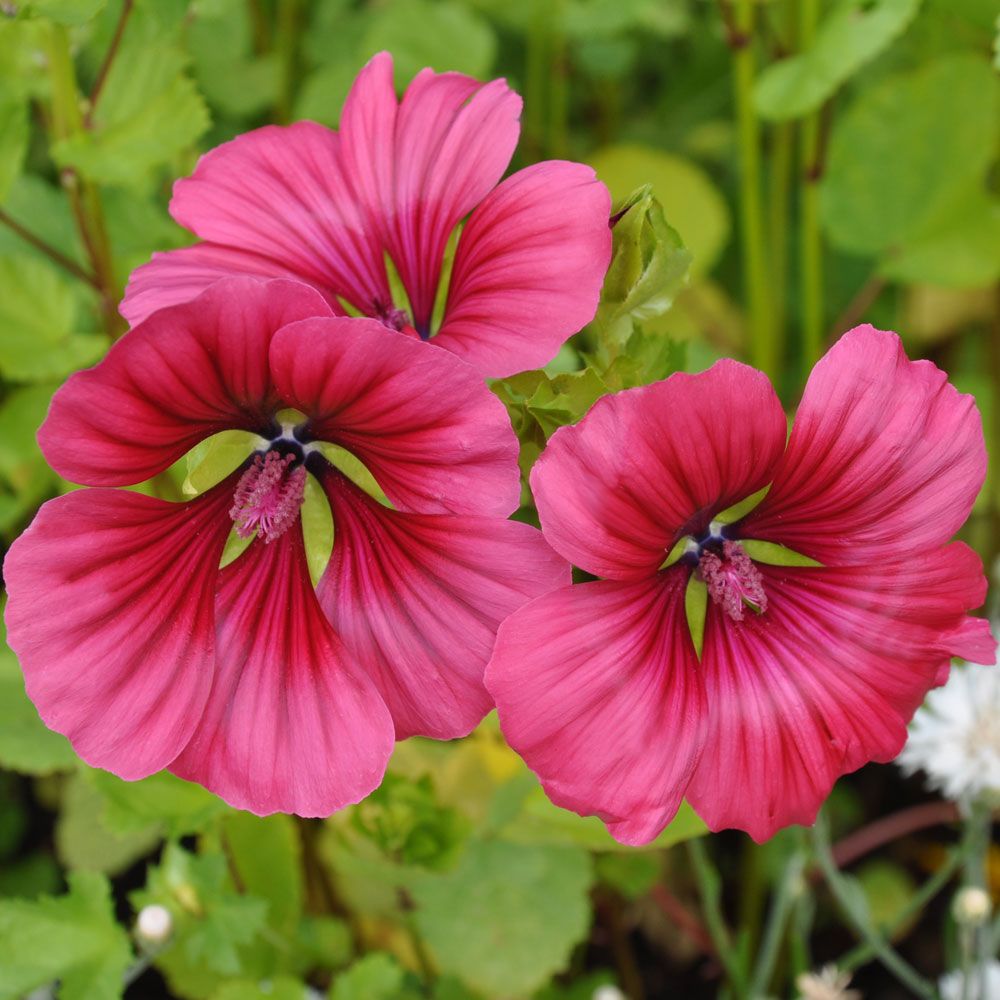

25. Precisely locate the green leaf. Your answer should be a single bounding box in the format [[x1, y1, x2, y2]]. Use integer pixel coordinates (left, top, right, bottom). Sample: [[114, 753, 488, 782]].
[[89, 768, 228, 838], [360, 0, 497, 83], [212, 975, 309, 1000], [879, 191, 1000, 287], [741, 540, 822, 567], [591, 187, 691, 364], [412, 839, 593, 997], [0, 174, 85, 266], [329, 953, 422, 1000], [22, 0, 107, 24], [755, 0, 922, 120], [0, 98, 27, 204], [856, 860, 919, 940], [594, 852, 661, 900], [0, 255, 107, 381], [220, 813, 302, 935], [589, 146, 729, 277], [0, 871, 131, 1000], [52, 23, 209, 185], [56, 773, 162, 876], [0, 604, 78, 774], [821, 54, 999, 255]]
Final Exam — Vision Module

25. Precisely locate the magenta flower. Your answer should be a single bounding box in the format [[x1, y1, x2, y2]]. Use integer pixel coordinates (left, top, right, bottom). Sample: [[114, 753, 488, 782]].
[[121, 52, 612, 379], [3, 277, 567, 815], [485, 327, 997, 844]]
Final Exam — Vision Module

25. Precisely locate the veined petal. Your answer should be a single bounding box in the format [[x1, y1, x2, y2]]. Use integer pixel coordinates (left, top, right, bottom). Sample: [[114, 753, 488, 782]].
[[2, 482, 235, 778], [531, 361, 787, 579], [486, 570, 705, 846], [436, 161, 612, 377], [169, 121, 390, 316], [122, 243, 345, 328], [42, 277, 332, 487], [270, 316, 520, 516], [339, 52, 521, 333], [317, 470, 569, 740], [170, 525, 394, 816], [687, 544, 993, 842], [739, 326, 987, 564]]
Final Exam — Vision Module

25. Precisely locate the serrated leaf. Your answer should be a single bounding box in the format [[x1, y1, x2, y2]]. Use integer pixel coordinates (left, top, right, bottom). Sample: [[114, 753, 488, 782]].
[[412, 839, 593, 997], [56, 772, 161, 875], [0, 605, 78, 774], [0, 871, 131, 1000], [589, 145, 729, 277], [89, 767, 227, 838], [0, 255, 108, 381], [592, 187, 691, 365], [755, 0, 921, 120], [220, 813, 302, 935], [361, 0, 496, 82], [821, 54, 999, 255]]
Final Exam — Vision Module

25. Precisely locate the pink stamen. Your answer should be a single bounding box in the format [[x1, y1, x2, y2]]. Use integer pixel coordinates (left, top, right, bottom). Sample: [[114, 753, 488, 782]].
[[697, 540, 767, 622], [230, 450, 307, 543]]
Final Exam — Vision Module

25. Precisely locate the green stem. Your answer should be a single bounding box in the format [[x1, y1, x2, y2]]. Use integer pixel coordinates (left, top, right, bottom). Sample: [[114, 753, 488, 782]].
[[799, 0, 823, 372], [43, 24, 125, 340], [812, 812, 936, 999], [768, 121, 793, 381], [749, 850, 806, 997], [524, 2, 549, 159], [730, 0, 774, 378], [687, 838, 749, 996], [959, 802, 993, 1000], [274, 0, 304, 124], [547, 0, 568, 159]]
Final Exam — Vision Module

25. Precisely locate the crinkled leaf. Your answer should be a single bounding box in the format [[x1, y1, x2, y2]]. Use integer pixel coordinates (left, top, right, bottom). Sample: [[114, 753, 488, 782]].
[[360, 0, 496, 83], [597, 325, 686, 391], [89, 767, 227, 838], [821, 54, 999, 255], [0, 603, 77, 774], [0, 256, 107, 381], [755, 0, 922, 120], [412, 839, 593, 997], [592, 186, 691, 362], [590, 146, 729, 276], [0, 871, 131, 1000], [495, 368, 610, 441]]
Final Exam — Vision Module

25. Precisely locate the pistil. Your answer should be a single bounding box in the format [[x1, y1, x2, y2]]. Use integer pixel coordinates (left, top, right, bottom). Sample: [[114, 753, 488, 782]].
[[230, 450, 307, 543], [697, 540, 767, 622]]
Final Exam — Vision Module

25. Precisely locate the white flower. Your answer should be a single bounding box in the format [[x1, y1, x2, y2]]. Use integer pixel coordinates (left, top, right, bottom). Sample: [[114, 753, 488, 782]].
[[940, 959, 1000, 1000], [896, 660, 1000, 806], [135, 903, 173, 945], [795, 964, 861, 1000]]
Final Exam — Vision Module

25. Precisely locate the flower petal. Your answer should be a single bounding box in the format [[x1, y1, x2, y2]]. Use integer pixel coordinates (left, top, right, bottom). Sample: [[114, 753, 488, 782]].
[[435, 161, 612, 377], [2, 483, 234, 778], [121, 243, 344, 328], [486, 570, 705, 846], [170, 525, 394, 816], [169, 121, 390, 315], [338, 52, 522, 333], [739, 326, 987, 564], [687, 543, 993, 842], [270, 316, 520, 516], [531, 360, 787, 579], [316, 470, 569, 740], [42, 277, 332, 487]]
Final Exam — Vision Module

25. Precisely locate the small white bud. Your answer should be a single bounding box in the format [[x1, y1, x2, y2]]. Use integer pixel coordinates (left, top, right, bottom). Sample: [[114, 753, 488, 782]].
[[592, 987, 627, 1000], [136, 904, 173, 945], [953, 886, 992, 926]]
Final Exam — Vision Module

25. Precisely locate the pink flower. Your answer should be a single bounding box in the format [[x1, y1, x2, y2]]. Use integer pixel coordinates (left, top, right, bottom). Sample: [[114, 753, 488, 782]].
[[485, 326, 997, 844], [121, 52, 612, 379], [3, 277, 567, 815]]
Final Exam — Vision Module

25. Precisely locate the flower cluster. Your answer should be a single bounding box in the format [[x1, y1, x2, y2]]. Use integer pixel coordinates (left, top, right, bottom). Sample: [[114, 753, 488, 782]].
[[3, 53, 995, 842]]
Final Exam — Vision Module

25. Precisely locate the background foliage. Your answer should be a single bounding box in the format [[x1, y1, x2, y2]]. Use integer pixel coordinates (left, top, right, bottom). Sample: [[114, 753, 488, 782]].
[[0, 0, 997, 997]]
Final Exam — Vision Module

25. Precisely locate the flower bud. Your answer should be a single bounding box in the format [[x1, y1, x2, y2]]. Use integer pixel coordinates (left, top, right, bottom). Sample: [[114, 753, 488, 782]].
[[953, 886, 992, 926], [136, 904, 173, 945], [592, 987, 627, 1000]]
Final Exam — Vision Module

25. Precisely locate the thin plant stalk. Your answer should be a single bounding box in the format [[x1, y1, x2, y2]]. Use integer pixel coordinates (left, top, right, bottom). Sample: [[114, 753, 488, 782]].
[[749, 850, 806, 997], [729, 0, 775, 379], [812, 810, 936, 999]]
